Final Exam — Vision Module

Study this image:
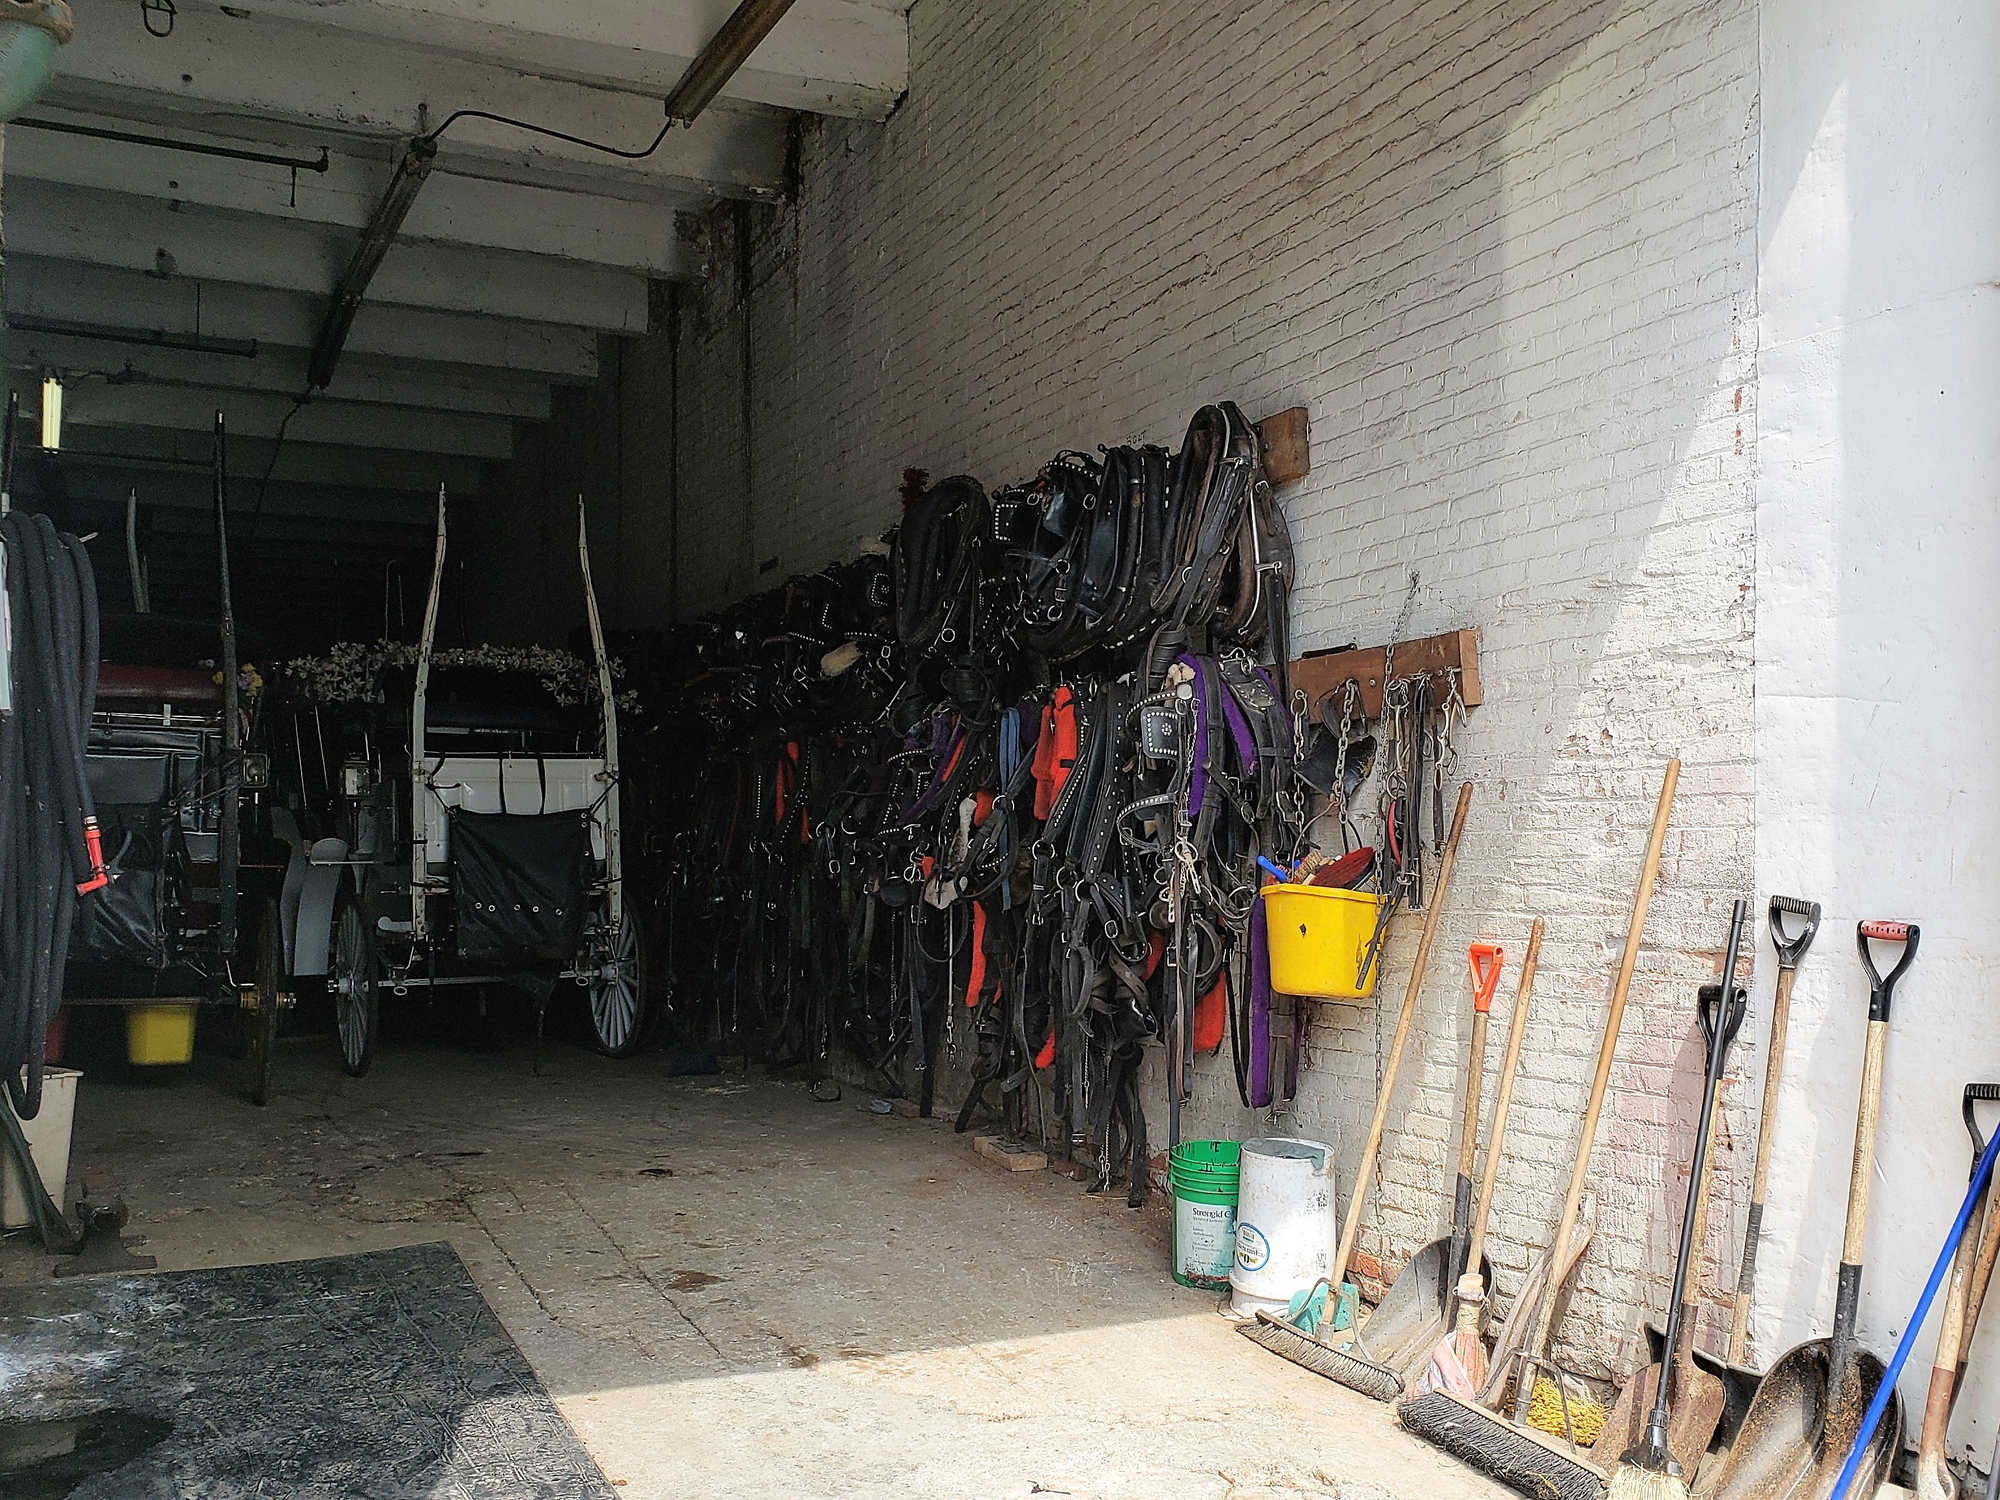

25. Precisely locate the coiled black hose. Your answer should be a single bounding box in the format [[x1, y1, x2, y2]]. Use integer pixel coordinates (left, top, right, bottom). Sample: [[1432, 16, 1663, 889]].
[[1, 510, 100, 1119]]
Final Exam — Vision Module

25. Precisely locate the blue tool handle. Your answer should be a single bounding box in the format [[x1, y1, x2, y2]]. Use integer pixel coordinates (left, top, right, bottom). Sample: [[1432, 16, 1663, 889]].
[[1257, 856, 1293, 883], [1827, 1118, 2000, 1500]]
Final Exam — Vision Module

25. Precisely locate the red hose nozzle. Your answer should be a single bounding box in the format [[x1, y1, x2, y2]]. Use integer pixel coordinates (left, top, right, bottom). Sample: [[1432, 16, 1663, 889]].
[[76, 817, 111, 895]]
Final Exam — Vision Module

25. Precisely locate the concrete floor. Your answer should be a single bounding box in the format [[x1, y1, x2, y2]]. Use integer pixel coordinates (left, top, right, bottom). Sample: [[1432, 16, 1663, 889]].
[[5, 1039, 1516, 1500]]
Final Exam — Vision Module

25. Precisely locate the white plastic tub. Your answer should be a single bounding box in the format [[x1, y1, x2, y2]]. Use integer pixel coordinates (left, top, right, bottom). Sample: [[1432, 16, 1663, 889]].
[[3, 1066, 79, 1229], [1230, 1136, 1339, 1318]]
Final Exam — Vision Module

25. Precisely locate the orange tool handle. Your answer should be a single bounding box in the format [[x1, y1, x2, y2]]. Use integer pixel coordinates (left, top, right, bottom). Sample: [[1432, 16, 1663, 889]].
[[1469, 941, 1504, 1013]]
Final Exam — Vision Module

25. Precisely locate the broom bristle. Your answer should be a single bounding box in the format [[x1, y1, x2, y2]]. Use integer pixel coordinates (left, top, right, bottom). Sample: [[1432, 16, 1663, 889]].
[[1238, 1313, 1405, 1402], [1604, 1463, 1688, 1500], [1398, 1389, 1608, 1500]]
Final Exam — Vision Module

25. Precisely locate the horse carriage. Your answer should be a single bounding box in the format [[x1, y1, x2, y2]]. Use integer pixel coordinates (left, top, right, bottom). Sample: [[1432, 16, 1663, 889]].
[[281, 495, 647, 1072]]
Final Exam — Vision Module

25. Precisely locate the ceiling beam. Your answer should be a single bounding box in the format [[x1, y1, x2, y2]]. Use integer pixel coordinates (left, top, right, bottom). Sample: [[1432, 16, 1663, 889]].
[[7, 179, 653, 332], [56, 423, 489, 494], [51, 456, 446, 524], [7, 108, 687, 274], [36, 382, 517, 459], [9, 332, 553, 420], [51, 1, 791, 203], [6, 260, 603, 380], [159, 0, 905, 120]]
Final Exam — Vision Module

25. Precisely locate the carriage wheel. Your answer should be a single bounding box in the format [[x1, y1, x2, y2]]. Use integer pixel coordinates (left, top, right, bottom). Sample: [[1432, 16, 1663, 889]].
[[586, 902, 649, 1058], [331, 892, 379, 1077], [244, 896, 285, 1106]]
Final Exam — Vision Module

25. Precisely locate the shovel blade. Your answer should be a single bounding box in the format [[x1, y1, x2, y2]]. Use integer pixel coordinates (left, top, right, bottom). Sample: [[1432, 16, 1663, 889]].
[[1351, 1238, 1492, 1382], [1605, 1361, 1727, 1479], [1697, 1339, 1903, 1500], [1641, 1320, 1764, 1449]]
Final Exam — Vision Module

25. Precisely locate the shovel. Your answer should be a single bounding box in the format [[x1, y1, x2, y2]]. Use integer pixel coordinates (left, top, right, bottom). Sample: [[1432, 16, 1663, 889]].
[[1342, 943, 1503, 1387], [1913, 1085, 2000, 1500], [1696, 920, 1918, 1500], [1603, 900, 1750, 1483]]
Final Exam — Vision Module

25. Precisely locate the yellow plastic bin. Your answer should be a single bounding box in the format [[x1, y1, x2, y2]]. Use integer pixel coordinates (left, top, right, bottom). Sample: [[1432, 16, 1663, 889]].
[[1261, 884, 1387, 999], [126, 1003, 197, 1066]]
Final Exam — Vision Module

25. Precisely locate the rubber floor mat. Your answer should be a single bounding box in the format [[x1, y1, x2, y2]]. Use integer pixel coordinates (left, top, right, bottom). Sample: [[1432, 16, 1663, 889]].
[[0, 1240, 616, 1499]]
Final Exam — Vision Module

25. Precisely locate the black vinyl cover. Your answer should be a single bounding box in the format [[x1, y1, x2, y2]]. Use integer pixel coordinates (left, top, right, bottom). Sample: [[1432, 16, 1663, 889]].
[[73, 806, 170, 966], [450, 809, 592, 969]]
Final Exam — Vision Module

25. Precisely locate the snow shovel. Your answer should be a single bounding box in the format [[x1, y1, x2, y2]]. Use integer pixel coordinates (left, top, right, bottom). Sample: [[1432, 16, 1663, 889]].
[[1912, 1085, 2000, 1500], [1696, 920, 1917, 1500], [1602, 899, 1750, 1488], [1334, 941, 1503, 1394]]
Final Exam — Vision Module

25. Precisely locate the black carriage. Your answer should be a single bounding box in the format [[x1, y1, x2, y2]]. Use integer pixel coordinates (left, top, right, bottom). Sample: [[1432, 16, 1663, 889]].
[[281, 495, 646, 1071]]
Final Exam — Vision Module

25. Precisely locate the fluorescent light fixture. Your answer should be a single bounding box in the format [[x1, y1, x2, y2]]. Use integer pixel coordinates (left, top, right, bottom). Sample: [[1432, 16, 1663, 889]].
[[39, 375, 62, 450]]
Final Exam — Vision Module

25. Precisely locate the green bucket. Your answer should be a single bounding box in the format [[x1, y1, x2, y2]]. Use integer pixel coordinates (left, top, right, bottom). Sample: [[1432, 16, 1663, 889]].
[[1170, 1139, 1241, 1289]]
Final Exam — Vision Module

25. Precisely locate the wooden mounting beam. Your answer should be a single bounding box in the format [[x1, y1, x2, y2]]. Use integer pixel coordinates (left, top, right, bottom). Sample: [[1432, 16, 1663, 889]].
[[1257, 406, 1309, 486], [1289, 628, 1481, 721]]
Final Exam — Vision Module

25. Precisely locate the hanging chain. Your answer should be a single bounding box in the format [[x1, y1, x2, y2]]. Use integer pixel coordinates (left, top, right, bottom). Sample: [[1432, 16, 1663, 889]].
[[1433, 668, 1466, 854]]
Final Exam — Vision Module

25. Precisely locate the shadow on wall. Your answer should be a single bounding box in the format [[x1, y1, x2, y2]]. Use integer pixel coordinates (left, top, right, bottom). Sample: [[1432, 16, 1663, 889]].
[[664, 0, 1757, 1383]]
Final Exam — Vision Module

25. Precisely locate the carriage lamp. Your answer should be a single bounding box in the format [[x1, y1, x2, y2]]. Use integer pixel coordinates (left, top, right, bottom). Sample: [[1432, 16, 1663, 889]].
[[341, 757, 371, 798]]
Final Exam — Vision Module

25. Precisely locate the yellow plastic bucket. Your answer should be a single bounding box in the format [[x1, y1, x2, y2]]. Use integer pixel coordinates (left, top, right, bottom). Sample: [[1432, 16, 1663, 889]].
[[126, 1004, 197, 1066], [1261, 884, 1386, 999]]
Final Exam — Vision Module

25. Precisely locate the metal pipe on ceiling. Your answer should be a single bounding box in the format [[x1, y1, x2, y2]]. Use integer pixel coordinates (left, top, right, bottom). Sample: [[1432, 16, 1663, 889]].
[[13, 116, 330, 174], [298, 0, 789, 395], [665, 0, 802, 124], [305, 135, 436, 392]]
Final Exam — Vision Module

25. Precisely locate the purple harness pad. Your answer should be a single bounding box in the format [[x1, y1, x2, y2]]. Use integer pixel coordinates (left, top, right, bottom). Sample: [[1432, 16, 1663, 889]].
[[901, 715, 963, 825], [1249, 894, 1273, 1107]]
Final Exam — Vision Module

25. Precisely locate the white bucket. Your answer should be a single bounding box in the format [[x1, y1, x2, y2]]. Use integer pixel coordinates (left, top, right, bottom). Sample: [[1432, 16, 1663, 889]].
[[3, 1066, 79, 1230], [1230, 1136, 1338, 1318]]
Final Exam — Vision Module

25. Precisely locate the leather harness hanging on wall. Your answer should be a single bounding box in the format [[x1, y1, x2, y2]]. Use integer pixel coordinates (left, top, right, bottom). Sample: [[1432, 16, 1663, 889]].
[[657, 403, 1316, 1204]]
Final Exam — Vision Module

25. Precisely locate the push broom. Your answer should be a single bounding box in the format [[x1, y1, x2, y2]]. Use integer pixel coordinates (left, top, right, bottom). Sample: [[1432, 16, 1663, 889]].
[[1237, 780, 1472, 1394], [1399, 757, 1679, 1500]]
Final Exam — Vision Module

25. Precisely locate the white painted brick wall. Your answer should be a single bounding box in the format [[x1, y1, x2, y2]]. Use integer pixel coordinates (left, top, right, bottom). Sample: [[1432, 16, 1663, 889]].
[[673, 0, 1758, 1380]]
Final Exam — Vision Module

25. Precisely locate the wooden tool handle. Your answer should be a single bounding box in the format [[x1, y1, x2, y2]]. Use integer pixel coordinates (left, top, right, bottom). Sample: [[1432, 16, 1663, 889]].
[[1843, 1020, 1888, 1265], [1330, 780, 1473, 1291], [1954, 1167, 2000, 1387], [1726, 963, 1798, 1364], [1468, 917, 1542, 1275], [1523, 759, 1678, 1375], [1919, 1192, 1986, 1475], [1676, 1083, 1722, 1371], [1458, 1009, 1490, 1182]]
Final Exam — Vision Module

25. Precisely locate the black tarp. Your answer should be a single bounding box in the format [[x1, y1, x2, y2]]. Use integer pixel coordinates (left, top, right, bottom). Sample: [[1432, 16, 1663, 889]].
[[449, 809, 592, 969]]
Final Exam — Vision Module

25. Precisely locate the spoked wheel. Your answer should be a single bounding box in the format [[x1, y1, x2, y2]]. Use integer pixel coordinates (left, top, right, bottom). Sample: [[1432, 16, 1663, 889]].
[[584, 901, 649, 1058], [331, 891, 379, 1077], [244, 895, 286, 1106]]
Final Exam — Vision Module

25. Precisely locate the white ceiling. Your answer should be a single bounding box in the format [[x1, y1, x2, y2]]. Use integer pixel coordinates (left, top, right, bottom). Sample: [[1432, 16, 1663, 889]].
[[3, 0, 906, 517]]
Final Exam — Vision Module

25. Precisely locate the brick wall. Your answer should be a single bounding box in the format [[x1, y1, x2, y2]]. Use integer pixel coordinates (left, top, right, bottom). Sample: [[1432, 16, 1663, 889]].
[[665, 0, 1758, 1378]]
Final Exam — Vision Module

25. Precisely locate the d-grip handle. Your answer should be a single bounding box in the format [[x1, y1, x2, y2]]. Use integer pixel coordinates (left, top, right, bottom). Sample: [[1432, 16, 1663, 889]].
[[1964, 1083, 2000, 1166], [1858, 920, 1920, 1021], [1468, 942, 1504, 1014], [1699, 982, 1749, 1052], [1770, 895, 1820, 970]]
